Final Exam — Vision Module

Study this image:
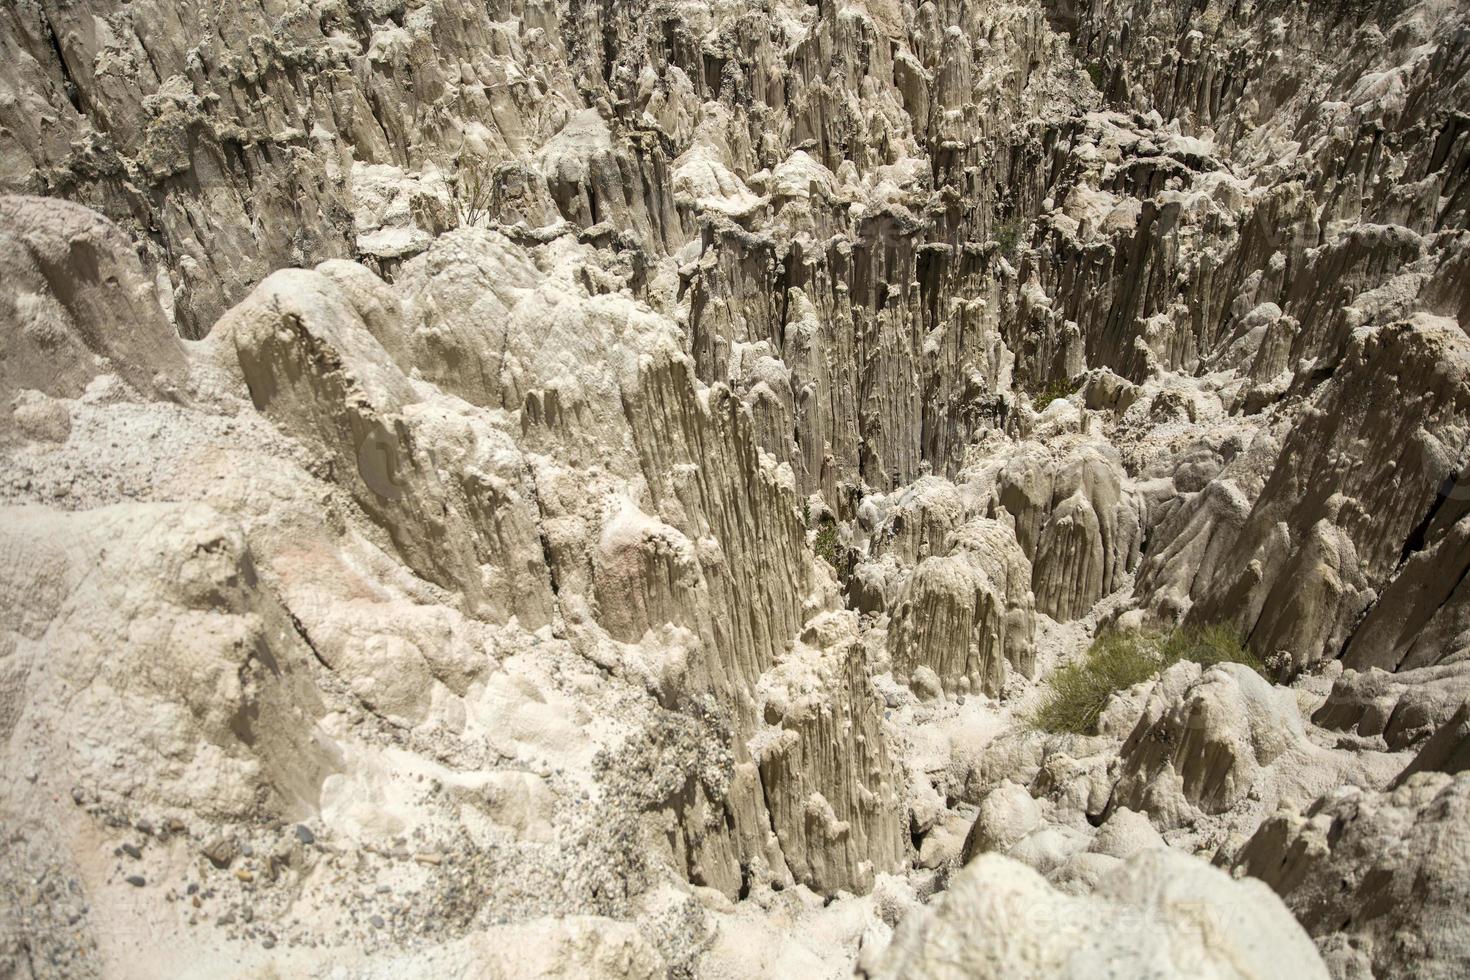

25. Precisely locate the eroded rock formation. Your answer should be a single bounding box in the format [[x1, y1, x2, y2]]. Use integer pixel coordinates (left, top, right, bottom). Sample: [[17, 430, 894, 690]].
[[1, 0, 1467, 976]]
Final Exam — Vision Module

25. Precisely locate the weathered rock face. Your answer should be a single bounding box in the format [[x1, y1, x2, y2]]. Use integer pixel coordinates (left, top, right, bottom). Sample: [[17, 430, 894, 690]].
[[1340, 457, 1470, 674], [1029, 447, 1143, 620], [205, 220, 865, 900], [0, 0, 1087, 495], [1108, 662, 1320, 828], [888, 517, 1036, 696], [0, 0, 621, 336], [0, 196, 187, 403], [0, 502, 340, 819], [959, 780, 1041, 864], [864, 850, 1329, 980], [1391, 699, 1470, 787], [1188, 318, 1470, 671], [755, 612, 905, 895], [2, 0, 1469, 975], [1041, 0, 1470, 377], [969, 441, 1148, 622], [0, 190, 901, 980], [1314, 664, 1470, 752], [219, 263, 559, 626], [1231, 773, 1470, 980]]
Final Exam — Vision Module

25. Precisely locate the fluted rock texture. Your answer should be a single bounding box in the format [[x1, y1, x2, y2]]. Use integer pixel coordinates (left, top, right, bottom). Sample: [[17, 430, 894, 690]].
[[888, 517, 1035, 696], [1108, 662, 1318, 829], [1, 0, 1469, 976], [755, 611, 904, 894]]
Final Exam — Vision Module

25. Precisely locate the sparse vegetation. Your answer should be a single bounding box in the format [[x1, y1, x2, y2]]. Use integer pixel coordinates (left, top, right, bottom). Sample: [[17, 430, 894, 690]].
[[1156, 624, 1267, 675], [813, 520, 843, 569], [1028, 377, 1074, 411], [1085, 60, 1107, 93], [453, 151, 494, 228], [994, 218, 1022, 259], [1029, 625, 1265, 735], [803, 500, 847, 572]]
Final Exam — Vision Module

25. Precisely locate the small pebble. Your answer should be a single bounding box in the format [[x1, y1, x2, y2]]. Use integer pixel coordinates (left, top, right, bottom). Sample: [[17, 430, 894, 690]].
[[124, 875, 146, 888], [294, 825, 315, 845], [369, 914, 385, 929], [121, 843, 142, 860]]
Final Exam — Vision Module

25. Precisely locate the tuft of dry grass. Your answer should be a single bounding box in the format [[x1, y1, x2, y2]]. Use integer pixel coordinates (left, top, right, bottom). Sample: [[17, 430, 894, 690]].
[[1029, 625, 1265, 735], [453, 152, 494, 228]]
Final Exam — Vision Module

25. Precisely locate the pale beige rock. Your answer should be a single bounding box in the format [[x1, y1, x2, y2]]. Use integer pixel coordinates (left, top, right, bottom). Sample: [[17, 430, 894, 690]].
[[217, 265, 556, 627], [865, 850, 1329, 979], [888, 517, 1035, 697], [1109, 662, 1320, 829], [1313, 664, 1470, 751], [0, 0, 1466, 976], [1190, 317, 1470, 670], [959, 780, 1040, 863], [0, 502, 340, 819], [1232, 774, 1470, 980], [755, 612, 905, 895], [0, 196, 187, 404]]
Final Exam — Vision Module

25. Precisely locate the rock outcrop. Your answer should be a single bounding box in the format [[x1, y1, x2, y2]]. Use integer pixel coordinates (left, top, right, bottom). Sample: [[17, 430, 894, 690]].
[[864, 850, 1329, 979], [1108, 662, 1318, 828], [0, 502, 340, 818], [1232, 774, 1470, 980], [1188, 317, 1470, 671], [888, 518, 1036, 697], [755, 612, 905, 894], [1314, 664, 1470, 752]]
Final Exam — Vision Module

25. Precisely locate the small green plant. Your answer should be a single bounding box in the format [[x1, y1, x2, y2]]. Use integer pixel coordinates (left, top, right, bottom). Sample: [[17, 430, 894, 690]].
[[1157, 624, 1266, 674], [994, 219, 1022, 259], [813, 520, 842, 569], [1028, 377, 1073, 412], [804, 501, 848, 575], [453, 151, 494, 227], [1029, 625, 1265, 735], [1085, 61, 1106, 93]]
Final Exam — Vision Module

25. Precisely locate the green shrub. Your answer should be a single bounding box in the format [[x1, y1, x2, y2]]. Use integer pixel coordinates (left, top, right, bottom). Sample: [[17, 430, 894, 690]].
[[803, 501, 846, 571], [1028, 377, 1073, 412], [994, 219, 1022, 259], [1158, 624, 1266, 674], [1029, 625, 1265, 735], [453, 152, 494, 227], [813, 520, 842, 569], [1085, 61, 1106, 94]]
